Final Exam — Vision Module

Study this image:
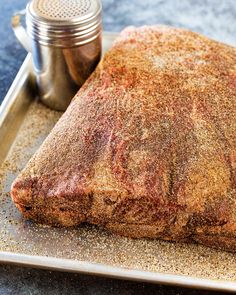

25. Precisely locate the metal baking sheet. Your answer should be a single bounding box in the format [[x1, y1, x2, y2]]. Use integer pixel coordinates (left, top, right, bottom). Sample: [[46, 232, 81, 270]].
[[1, 32, 236, 292]]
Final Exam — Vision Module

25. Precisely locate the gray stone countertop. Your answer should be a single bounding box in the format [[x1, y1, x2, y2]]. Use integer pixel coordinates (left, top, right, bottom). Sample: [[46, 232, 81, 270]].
[[0, 0, 236, 294]]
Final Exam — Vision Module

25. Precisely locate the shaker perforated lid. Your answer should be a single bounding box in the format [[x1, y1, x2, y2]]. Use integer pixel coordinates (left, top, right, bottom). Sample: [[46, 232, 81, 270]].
[[26, 0, 102, 47]]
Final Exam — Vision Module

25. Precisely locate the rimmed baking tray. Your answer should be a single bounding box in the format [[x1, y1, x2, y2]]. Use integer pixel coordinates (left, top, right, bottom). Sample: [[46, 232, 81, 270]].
[[1, 32, 236, 292]]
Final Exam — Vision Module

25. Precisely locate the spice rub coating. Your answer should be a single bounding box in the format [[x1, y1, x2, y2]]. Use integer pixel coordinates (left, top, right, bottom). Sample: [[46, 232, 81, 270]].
[[11, 25, 236, 251]]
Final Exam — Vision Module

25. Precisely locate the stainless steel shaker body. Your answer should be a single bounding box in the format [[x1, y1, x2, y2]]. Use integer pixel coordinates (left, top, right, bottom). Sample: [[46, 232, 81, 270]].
[[30, 35, 101, 111], [12, 0, 102, 111]]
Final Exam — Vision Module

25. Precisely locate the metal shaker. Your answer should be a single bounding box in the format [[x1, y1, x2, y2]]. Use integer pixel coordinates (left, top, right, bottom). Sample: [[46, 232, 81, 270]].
[[12, 0, 102, 111]]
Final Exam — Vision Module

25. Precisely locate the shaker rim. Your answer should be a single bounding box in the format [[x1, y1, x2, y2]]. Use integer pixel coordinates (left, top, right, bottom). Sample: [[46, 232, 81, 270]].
[[26, 0, 102, 28]]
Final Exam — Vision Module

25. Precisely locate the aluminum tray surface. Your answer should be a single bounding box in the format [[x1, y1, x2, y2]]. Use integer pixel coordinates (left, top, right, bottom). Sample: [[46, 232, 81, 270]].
[[0, 32, 236, 292]]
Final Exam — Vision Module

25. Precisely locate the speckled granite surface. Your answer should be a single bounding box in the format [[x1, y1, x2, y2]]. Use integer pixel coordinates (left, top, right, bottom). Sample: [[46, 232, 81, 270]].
[[0, 0, 236, 294]]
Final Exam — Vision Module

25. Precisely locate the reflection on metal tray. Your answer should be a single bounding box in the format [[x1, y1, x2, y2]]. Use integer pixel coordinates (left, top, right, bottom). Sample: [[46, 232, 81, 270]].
[[1, 32, 236, 293]]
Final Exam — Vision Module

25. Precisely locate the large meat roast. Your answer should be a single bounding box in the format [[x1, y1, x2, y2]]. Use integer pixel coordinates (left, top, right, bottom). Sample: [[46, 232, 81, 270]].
[[11, 26, 236, 251]]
